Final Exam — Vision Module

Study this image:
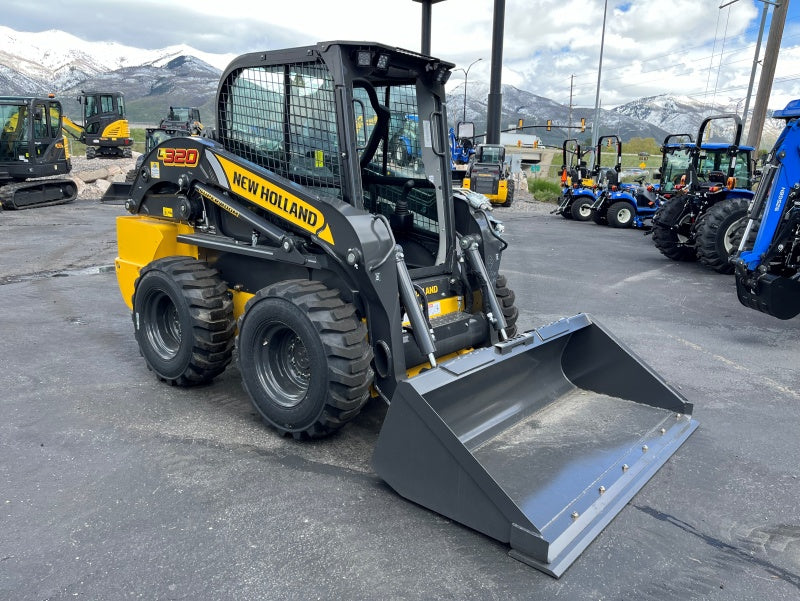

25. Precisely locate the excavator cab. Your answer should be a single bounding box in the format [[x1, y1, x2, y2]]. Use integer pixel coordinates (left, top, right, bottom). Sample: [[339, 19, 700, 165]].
[[71, 91, 133, 159], [0, 96, 77, 209]]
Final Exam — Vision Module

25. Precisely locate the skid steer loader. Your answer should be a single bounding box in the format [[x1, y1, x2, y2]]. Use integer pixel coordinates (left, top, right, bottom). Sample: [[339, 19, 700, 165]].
[[733, 98, 800, 319], [113, 41, 697, 577]]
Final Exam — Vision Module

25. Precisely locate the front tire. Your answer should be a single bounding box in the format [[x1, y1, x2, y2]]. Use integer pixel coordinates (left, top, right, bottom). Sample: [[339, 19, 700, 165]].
[[133, 257, 235, 385], [607, 201, 634, 228], [238, 280, 373, 439], [571, 196, 594, 221], [501, 182, 515, 207], [695, 198, 750, 274], [651, 197, 697, 261], [495, 274, 519, 337]]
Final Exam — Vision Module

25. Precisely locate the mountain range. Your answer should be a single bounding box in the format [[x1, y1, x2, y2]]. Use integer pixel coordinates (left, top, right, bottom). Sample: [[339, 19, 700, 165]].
[[0, 25, 782, 148]]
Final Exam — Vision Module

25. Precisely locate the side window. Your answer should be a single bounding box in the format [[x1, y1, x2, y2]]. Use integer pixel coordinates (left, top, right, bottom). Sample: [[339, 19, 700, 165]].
[[100, 95, 114, 114], [33, 103, 47, 139], [219, 62, 342, 200], [47, 103, 61, 136]]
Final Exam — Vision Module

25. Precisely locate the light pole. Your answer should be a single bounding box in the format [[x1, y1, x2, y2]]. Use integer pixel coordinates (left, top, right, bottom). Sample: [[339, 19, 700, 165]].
[[453, 58, 482, 125]]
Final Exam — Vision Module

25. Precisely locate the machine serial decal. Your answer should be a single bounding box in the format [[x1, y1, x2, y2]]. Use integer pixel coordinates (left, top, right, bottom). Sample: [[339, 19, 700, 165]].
[[215, 154, 334, 244], [197, 186, 240, 217], [157, 147, 200, 167]]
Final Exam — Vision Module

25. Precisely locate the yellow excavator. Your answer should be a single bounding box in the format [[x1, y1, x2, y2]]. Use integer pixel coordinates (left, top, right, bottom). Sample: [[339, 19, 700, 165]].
[[0, 95, 77, 209], [111, 41, 697, 577], [62, 91, 133, 159]]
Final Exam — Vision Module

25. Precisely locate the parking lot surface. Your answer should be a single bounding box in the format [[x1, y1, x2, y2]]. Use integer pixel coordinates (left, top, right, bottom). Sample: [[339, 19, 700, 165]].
[[1, 194, 799, 600]]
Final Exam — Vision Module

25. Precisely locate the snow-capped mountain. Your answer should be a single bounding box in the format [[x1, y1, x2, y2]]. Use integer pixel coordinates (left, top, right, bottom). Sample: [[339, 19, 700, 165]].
[[0, 25, 783, 147]]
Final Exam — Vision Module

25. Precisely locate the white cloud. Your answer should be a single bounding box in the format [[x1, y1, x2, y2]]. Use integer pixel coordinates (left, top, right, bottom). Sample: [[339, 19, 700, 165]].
[[4, 0, 799, 110]]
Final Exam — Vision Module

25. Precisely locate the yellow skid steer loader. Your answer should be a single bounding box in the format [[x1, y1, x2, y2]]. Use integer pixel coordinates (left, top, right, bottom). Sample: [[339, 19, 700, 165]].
[[110, 41, 697, 577]]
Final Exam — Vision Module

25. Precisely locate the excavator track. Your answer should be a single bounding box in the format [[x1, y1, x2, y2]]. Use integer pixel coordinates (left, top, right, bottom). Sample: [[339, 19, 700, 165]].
[[0, 179, 78, 210]]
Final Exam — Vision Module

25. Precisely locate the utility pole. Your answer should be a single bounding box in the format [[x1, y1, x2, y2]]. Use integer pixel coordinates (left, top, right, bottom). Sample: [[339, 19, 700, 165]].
[[486, 0, 505, 144], [590, 0, 608, 168], [568, 75, 574, 132], [746, 0, 790, 150], [411, 0, 446, 55]]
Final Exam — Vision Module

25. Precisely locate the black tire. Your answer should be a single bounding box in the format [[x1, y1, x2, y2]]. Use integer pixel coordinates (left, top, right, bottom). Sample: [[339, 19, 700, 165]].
[[592, 208, 607, 225], [607, 201, 635, 228], [133, 257, 235, 386], [501, 182, 515, 207], [495, 274, 519, 337], [560, 198, 574, 219], [571, 196, 594, 221], [238, 280, 373, 439], [695, 198, 750, 274], [651, 196, 697, 262]]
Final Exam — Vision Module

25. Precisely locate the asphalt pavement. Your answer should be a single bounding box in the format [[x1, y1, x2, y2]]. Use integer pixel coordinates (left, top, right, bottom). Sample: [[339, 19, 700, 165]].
[[1, 194, 799, 600]]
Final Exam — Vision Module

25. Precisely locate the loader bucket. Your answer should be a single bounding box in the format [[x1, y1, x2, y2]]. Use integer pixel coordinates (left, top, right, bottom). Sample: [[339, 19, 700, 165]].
[[373, 313, 697, 578], [101, 181, 132, 204]]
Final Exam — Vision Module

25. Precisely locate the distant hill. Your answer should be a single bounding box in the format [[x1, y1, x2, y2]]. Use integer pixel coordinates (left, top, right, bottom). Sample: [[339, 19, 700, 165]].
[[0, 25, 783, 147]]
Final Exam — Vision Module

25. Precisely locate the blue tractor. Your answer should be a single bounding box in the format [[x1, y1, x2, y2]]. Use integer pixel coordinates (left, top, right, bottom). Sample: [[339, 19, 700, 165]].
[[449, 122, 476, 182], [733, 99, 800, 318], [651, 114, 755, 273], [552, 139, 596, 220], [588, 135, 663, 228]]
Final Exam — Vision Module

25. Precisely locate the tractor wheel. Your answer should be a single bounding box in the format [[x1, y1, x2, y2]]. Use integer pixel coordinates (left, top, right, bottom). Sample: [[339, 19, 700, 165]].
[[393, 139, 410, 166], [695, 198, 750, 274], [651, 197, 697, 262], [592, 209, 607, 225], [133, 257, 235, 385], [495, 274, 519, 337], [238, 280, 373, 439], [571, 196, 594, 221], [607, 201, 634, 228], [502, 183, 515, 207]]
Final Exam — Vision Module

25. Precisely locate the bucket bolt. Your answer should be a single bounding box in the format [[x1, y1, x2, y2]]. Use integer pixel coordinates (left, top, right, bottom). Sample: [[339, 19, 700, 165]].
[[571, 511, 580, 520], [598, 486, 606, 494], [622, 464, 629, 472]]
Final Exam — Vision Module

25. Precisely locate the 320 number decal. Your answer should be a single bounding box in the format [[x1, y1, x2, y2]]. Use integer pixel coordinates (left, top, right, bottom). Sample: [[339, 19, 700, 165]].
[[157, 147, 199, 167]]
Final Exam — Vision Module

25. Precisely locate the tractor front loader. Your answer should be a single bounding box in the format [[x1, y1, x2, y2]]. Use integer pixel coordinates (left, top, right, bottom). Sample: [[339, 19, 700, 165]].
[[733, 99, 800, 319], [113, 41, 697, 577]]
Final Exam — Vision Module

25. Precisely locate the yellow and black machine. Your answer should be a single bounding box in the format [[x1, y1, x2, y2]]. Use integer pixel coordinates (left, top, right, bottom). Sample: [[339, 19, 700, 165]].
[[112, 41, 697, 577], [0, 95, 77, 209], [461, 143, 514, 206], [62, 90, 133, 159]]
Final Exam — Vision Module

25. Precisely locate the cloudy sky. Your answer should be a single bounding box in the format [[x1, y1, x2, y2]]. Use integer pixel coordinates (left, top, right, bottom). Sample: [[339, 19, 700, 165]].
[[4, 0, 800, 109]]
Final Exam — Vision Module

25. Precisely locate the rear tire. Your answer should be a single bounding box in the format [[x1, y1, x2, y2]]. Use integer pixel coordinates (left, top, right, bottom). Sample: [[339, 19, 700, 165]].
[[501, 183, 515, 207], [571, 196, 594, 221], [651, 196, 697, 262], [495, 274, 519, 337], [695, 198, 750, 274], [133, 257, 235, 385], [238, 280, 373, 439], [607, 201, 634, 228]]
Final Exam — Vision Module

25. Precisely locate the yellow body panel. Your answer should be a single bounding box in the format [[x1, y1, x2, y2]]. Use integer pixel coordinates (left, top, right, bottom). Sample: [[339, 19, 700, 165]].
[[101, 119, 131, 140], [114, 216, 198, 309], [461, 177, 509, 205]]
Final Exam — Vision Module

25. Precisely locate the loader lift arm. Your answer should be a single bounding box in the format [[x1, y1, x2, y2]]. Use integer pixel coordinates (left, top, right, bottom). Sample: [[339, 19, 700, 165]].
[[733, 98, 800, 319]]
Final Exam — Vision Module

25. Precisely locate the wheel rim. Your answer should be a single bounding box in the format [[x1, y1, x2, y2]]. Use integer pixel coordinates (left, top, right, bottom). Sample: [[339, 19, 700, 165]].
[[617, 207, 632, 224], [676, 214, 694, 243], [255, 323, 310, 408], [578, 203, 592, 218], [723, 217, 747, 254], [144, 290, 181, 360]]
